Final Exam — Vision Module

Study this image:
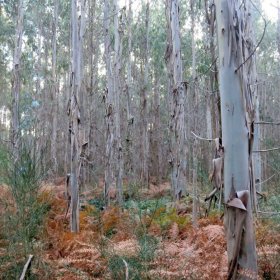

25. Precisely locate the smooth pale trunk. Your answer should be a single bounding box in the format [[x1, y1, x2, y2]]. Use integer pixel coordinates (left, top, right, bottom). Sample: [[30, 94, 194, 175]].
[[104, 0, 115, 205], [113, 0, 123, 204], [140, 1, 150, 187], [11, 0, 24, 162], [216, 0, 257, 276], [168, 0, 187, 199], [70, 0, 80, 233], [125, 0, 134, 182], [51, 0, 58, 173], [253, 97, 261, 192]]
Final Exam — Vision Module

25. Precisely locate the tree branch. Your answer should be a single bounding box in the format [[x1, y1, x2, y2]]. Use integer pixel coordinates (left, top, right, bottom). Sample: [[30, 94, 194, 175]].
[[191, 131, 216, 142], [255, 121, 280, 125], [20, 255, 33, 280], [252, 147, 280, 153], [256, 173, 276, 186]]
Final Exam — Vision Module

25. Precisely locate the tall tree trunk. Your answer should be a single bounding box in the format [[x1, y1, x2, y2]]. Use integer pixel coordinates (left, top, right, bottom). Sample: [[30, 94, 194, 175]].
[[154, 78, 162, 185], [125, 0, 134, 184], [104, 0, 114, 206], [77, 0, 86, 189], [165, 0, 187, 200], [140, 0, 150, 187], [205, 0, 220, 138], [277, 1, 280, 57], [88, 0, 99, 184], [11, 0, 24, 162], [68, 0, 81, 233], [190, 0, 198, 226], [215, 0, 257, 278], [51, 0, 58, 174], [113, 0, 123, 204]]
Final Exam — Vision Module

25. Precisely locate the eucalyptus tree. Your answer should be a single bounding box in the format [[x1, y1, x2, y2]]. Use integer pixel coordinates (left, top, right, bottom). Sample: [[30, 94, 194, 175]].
[[11, 0, 24, 161], [124, 0, 134, 183], [51, 0, 59, 174], [215, 0, 257, 277], [68, 0, 86, 233], [113, 0, 124, 204], [165, 0, 187, 200], [140, 0, 150, 187], [103, 0, 115, 205]]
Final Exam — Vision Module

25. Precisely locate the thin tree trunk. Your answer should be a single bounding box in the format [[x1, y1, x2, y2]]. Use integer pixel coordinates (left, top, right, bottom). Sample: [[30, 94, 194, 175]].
[[190, 0, 198, 226], [51, 0, 58, 174], [77, 0, 86, 189], [277, 1, 280, 56], [11, 0, 24, 162], [253, 97, 261, 192], [68, 0, 81, 233], [215, 0, 257, 277], [88, 0, 99, 184], [125, 0, 134, 183], [165, 0, 187, 200], [113, 0, 123, 204], [140, 0, 150, 187], [154, 79, 162, 185], [104, 0, 114, 206]]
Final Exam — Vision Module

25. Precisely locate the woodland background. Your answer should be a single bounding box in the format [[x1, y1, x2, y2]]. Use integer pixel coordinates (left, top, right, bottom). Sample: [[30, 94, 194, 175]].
[[0, 0, 280, 279]]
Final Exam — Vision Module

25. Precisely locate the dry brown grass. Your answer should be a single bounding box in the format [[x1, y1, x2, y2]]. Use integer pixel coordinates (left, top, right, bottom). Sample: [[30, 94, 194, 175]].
[[1, 180, 277, 279]]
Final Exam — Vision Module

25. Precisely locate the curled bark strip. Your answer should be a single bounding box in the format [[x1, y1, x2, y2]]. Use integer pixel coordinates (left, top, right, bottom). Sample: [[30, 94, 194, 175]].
[[227, 198, 246, 211]]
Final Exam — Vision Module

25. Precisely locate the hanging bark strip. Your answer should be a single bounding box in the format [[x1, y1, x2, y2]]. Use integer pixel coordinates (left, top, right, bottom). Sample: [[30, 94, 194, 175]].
[[215, 0, 258, 278], [165, 0, 187, 200]]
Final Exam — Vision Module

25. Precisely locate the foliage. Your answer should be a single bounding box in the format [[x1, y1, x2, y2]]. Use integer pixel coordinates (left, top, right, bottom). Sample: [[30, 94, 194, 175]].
[[0, 146, 50, 279], [108, 255, 143, 280], [152, 207, 190, 232], [107, 233, 158, 279]]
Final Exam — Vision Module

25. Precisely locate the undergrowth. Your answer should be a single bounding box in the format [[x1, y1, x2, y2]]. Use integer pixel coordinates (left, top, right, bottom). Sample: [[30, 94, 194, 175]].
[[0, 146, 51, 279]]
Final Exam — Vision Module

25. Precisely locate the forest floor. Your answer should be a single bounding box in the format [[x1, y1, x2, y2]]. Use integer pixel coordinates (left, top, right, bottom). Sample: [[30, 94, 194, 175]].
[[0, 181, 280, 279]]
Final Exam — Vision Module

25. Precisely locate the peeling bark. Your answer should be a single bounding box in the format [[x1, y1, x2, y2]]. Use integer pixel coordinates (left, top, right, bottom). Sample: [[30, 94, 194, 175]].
[[215, 0, 258, 277]]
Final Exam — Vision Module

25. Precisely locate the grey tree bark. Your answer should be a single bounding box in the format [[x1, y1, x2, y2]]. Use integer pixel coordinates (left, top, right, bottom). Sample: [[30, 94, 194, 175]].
[[68, 0, 84, 232], [11, 0, 24, 162], [104, 0, 115, 206], [165, 0, 187, 200], [51, 0, 59, 174], [215, 0, 257, 278], [113, 0, 123, 204], [253, 98, 261, 192], [140, 0, 150, 187], [125, 0, 134, 183]]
